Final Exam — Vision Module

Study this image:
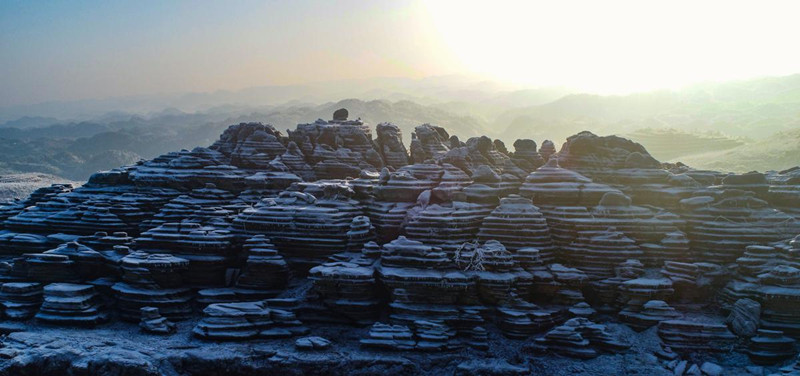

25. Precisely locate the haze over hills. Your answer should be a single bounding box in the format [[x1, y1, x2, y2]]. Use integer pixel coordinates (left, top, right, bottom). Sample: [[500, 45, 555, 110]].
[[679, 127, 800, 172], [0, 74, 798, 180]]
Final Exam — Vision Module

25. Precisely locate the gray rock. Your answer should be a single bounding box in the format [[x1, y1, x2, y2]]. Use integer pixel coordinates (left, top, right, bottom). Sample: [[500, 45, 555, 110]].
[[700, 362, 723, 376], [727, 298, 761, 338], [295, 336, 331, 350]]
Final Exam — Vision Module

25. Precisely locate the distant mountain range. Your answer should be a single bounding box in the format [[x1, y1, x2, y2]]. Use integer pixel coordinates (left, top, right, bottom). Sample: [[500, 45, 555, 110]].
[[0, 74, 798, 179]]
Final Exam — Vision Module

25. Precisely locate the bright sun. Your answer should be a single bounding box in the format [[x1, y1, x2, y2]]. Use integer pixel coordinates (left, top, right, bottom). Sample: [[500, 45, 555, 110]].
[[423, 0, 800, 93]]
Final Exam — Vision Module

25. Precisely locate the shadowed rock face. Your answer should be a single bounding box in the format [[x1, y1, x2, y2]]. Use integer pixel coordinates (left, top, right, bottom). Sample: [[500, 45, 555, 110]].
[[375, 122, 409, 169], [0, 110, 798, 375]]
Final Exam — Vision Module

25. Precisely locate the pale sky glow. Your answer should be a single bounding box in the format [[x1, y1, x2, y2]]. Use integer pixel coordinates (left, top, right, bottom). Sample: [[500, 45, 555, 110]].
[[425, 0, 800, 93], [1, 0, 800, 106]]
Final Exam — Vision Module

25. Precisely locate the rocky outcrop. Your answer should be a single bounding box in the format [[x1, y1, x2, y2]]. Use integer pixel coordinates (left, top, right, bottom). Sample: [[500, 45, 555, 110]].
[[288, 115, 383, 179], [136, 222, 234, 286], [538, 140, 557, 162], [509, 139, 545, 172], [768, 167, 800, 219], [556, 131, 660, 179], [619, 300, 681, 331], [0, 113, 797, 373], [410, 124, 450, 163], [233, 188, 365, 269], [726, 298, 761, 338], [519, 158, 620, 207], [192, 300, 308, 340], [404, 200, 492, 256], [111, 252, 192, 321], [0, 282, 42, 320], [532, 317, 629, 359], [211, 122, 288, 169], [233, 235, 290, 297], [562, 229, 643, 280], [139, 306, 176, 334], [360, 320, 460, 352], [746, 329, 796, 365], [657, 320, 736, 353], [477, 195, 556, 261], [682, 192, 800, 264], [375, 123, 409, 169], [35, 283, 109, 326], [309, 257, 380, 324]]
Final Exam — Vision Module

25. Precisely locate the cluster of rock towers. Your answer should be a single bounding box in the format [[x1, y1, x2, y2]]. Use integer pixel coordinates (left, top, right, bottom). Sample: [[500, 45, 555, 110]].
[[1, 109, 799, 373]]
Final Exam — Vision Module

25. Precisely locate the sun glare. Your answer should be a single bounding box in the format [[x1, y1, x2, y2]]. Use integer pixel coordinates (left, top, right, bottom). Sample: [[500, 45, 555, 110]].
[[423, 0, 800, 93]]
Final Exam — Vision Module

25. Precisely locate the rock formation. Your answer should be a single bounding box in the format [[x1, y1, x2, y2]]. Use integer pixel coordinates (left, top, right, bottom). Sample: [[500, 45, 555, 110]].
[[0, 111, 796, 374], [35, 283, 109, 326]]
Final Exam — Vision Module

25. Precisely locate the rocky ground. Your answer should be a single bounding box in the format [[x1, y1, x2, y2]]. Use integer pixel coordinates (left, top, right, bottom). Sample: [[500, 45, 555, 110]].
[[0, 315, 778, 376]]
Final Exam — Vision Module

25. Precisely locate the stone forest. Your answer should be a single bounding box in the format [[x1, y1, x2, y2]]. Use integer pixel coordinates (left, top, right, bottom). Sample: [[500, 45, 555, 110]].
[[0, 109, 799, 375]]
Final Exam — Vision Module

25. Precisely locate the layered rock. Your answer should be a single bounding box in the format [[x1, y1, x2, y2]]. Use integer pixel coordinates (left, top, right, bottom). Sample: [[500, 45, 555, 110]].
[[233, 235, 290, 298], [555, 131, 660, 179], [308, 256, 379, 324], [375, 123, 409, 169], [35, 283, 109, 326], [657, 320, 736, 353], [288, 114, 382, 179], [642, 232, 691, 266], [111, 251, 193, 321], [747, 329, 797, 365], [0, 282, 43, 320], [591, 192, 685, 245], [295, 336, 332, 351], [533, 318, 629, 359], [495, 297, 561, 339], [586, 259, 644, 312], [192, 300, 307, 340], [360, 322, 416, 350], [139, 306, 177, 334], [519, 158, 620, 207], [552, 131, 709, 209], [477, 195, 556, 261], [404, 200, 491, 256], [233, 187, 365, 269], [210, 122, 288, 169], [619, 300, 681, 331], [365, 166, 441, 242], [36, 241, 106, 281], [23, 183, 75, 207], [756, 266, 800, 337], [136, 222, 234, 286], [538, 140, 556, 162], [717, 172, 770, 200], [360, 320, 460, 352], [726, 298, 761, 338], [129, 147, 249, 191], [509, 139, 545, 172], [682, 192, 800, 264], [768, 167, 800, 219], [140, 183, 238, 230], [617, 277, 674, 314], [410, 124, 451, 163], [376, 236, 487, 331], [1, 112, 800, 370], [562, 228, 643, 279]]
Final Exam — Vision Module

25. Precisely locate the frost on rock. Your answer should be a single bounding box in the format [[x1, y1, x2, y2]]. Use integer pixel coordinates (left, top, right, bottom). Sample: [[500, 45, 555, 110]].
[[0, 110, 797, 374]]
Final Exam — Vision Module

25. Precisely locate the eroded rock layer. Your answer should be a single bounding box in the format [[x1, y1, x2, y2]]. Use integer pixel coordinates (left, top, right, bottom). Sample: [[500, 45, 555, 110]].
[[0, 110, 798, 375]]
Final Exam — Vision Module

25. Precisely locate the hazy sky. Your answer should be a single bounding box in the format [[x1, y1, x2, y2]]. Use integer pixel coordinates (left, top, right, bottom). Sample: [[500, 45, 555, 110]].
[[2, 0, 800, 107]]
